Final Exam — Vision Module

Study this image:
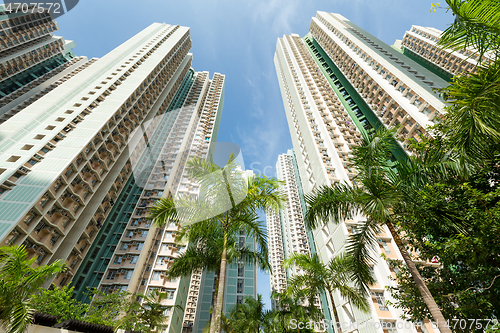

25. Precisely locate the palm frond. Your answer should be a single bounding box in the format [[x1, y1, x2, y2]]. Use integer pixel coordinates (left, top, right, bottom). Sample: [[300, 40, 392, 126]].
[[345, 219, 378, 292], [439, 0, 500, 61], [304, 184, 360, 230], [440, 61, 500, 160]]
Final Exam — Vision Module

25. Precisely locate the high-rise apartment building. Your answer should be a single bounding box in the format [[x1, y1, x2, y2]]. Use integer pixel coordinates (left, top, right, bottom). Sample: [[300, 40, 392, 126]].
[[266, 150, 312, 296], [266, 150, 331, 330], [274, 12, 445, 332], [395, 25, 490, 81], [0, 16, 256, 333], [0, 4, 89, 119], [0, 21, 194, 276]]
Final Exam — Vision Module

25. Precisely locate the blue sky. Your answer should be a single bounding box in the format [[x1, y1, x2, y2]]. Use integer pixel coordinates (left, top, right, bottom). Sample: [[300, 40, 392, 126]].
[[56, 0, 454, 309]]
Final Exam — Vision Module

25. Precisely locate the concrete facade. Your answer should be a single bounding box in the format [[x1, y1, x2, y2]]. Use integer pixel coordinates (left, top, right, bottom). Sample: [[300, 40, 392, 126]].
[[274, 12, 443, 333]]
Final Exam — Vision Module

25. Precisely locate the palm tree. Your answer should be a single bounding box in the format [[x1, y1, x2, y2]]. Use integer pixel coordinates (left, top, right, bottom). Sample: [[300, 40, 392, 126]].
[[433, 0, 500, 163], [438, 61, 500, 162], [166, 221, 269, 332], [438, 0, 500, 63], [0, 245, 66, 333], [304, 129, 454, 333], [148, 155, 284, 333], [116, 289, 183, 333], [268, 291, 322, 333], [282, 253, 369, 332], [226, 294, 266, 333], [166, 220, 269, 280]]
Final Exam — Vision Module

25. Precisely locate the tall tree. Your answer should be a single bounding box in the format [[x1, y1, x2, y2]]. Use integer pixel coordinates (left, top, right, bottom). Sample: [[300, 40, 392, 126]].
[[267, 291, 322, 333], [116, 289, 183, 333], [283, 253, 369, 332], [304, 129, 454, 333], [388, 167, 500, 330], [166, 220, 269, 332], [0, 245, 66, 333], [226, 294, 267, 333], [148, 155, 284, 333], [166, 220, 269, 280]]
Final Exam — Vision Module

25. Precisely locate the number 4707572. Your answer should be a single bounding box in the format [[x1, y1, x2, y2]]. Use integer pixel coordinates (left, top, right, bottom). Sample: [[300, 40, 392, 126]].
[[5, 3, 62, 14]]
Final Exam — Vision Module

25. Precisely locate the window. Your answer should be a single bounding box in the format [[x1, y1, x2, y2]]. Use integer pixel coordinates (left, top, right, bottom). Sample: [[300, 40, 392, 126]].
[[106, 271, 116, 280], [152, 271, 161, 281], [369, 266, 377, 283], [130, 255, 139, 264], [135, 242, 143, 250], [237, 279, 244, 293], [119, 243, 128, 251], [166, 289, 175, 299], [124, 270, 133, 279], [113, 256, 122, 264], [238, 264, 244, 277], [380, 240, 392, 254], [21, 145, 33, 151], [381, 321, 397, 333], [373, 292, 389, 311], [422, 107, 432, 117]]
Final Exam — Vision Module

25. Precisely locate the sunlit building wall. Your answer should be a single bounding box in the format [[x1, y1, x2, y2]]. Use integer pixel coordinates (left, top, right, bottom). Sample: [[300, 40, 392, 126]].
[[274, 12, 445, 332]]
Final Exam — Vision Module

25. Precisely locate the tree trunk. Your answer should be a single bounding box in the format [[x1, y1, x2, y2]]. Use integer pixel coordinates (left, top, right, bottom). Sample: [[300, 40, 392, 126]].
[[209, 271, 220, 333], [211, 233, 228, 333], [327, 288, 342, 333], [386, 221, 451, 333]]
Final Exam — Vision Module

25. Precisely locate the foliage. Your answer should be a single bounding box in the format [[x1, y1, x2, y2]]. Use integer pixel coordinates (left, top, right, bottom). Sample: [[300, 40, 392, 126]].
[[0, 245, 66, 333], [283, 253, 370, 313], [304, 127, 463, 332], [389, 2, 500, 322], [438, 61, 500, 161], [30, 286, 87, 322], [83, 289, 135, 328], [116, 289, 183, 333], [28, 284, 183, 332], [148, 154, 284, 333], [265, 291, 322, 333], [167, 219, 269, 279], [304, 128, 397, 291], [439, 0, 500, 62], [225, 294, 267, 333], [389, 174, 500, 329]]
